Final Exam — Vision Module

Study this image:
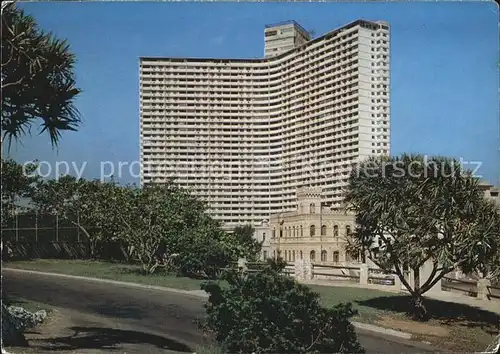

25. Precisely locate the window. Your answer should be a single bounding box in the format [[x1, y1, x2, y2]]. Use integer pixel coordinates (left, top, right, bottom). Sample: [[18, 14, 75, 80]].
[[346, 225, 352, 236], [272, 229, 276, 238], [310, 225, 316, 237], [310, 203, 315, 214], [263, 232, 266, 241], [263, 251, 268, 259], [292, 250, 296, 261], [293, 226, 296, 237], [300, 225, 303, 237], [310, 250, 316, 261], [321, 250, 327, 262], [273, 250, 276, 259], [321, 225, 327, 236], [300, 251, 303, 260], [280, 228, 283, 238], [333, 251, 340, 263], [333, 225, 339, 237]]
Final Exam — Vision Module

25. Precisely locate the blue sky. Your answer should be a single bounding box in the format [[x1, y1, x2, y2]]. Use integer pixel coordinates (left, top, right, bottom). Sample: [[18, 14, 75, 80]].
[[8, 1, 500, 185]]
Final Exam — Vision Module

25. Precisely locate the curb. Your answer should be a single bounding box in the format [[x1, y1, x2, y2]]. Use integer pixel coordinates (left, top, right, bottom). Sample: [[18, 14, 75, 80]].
[[4, 268, 416, 341], [3, 268, 210, 298], [352, 321, 412, 339]]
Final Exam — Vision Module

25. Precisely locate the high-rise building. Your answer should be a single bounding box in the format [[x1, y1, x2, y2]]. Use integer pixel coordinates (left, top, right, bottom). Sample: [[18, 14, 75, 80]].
[[139, 19, 390, 229]]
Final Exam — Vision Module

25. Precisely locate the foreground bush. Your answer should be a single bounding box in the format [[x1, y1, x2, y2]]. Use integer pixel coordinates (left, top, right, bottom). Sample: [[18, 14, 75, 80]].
[[200, 259, 364, 353]]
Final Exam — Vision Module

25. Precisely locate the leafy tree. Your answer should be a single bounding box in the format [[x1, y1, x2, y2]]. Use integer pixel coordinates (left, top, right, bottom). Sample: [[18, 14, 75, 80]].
[[1, 2, 81, 147], [114, 183, 185, 274], [232, 224, 262, 262], [200, 259, 364, 353], [1, 158, 39, 225], [457, 199, 500, 282], [30, 176, 128, 258], [172, 218, 239, 279], [345, 154, 500, 320]]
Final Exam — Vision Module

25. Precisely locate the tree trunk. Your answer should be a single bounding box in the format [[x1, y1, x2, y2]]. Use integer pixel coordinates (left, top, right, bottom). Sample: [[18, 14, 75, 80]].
[[408, 293, 429, 321], [1, 302, 28, 347]]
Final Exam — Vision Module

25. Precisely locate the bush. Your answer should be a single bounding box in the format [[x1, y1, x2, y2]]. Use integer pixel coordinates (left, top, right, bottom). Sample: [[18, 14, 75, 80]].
[[200, 259, 364, 353]]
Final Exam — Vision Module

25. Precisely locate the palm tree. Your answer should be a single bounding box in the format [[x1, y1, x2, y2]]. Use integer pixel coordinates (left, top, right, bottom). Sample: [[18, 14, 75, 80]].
[[1, 2, 82, 149], [1, 3, 82, 348]]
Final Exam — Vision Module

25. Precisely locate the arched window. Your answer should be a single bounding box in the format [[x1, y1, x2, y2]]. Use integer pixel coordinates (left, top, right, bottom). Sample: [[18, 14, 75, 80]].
[[346, 225, 352, 236], [310, 250, 316, 261], [292, 250, 296, 261], [272, 228, 276, 238], [321, 250, 327, 262], [300, 251, 303, 260], [310, 203, 315, 214], [321, 225, 327, 236], [300, 225, 303, 237], [333, 251, 340, 263], [293, 226, 296, 237], [273, 250, 276, 259], [333, 225, 339, 237], [310, 225, 316, 237]]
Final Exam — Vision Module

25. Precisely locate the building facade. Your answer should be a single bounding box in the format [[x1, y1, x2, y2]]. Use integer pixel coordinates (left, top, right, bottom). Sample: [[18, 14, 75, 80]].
[[480, 182, 500, 206], [267, 187, 358, 264], [140, 19, 390, 228], [253, 220, 271, 260]]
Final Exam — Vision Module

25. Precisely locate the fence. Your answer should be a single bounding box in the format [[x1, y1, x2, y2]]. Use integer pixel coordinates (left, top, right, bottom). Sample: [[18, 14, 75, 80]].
[[312, 263, 361, 283], [1, 212, 98, 243], [235, 259, 500, 301], [442, 276, 500, 300]]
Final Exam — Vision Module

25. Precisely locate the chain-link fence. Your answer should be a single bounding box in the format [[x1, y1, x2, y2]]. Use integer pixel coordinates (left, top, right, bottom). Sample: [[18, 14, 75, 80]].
[[2, 212, 99, 242]]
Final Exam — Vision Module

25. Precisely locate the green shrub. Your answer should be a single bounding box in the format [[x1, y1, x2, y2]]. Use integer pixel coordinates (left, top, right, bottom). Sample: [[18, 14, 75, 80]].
[[200, 259, 364, 353]]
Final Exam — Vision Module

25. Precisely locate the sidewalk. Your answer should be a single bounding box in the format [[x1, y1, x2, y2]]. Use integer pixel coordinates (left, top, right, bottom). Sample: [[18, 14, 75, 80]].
[[302, 278, 500, 315]]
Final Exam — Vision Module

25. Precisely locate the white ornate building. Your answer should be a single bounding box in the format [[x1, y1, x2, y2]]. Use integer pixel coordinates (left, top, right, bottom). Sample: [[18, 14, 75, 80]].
[[267, 187, 358, 263]]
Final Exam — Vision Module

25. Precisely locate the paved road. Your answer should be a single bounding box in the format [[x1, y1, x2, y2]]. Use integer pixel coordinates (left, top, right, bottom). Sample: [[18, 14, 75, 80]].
[[3, 270, 434, 353]]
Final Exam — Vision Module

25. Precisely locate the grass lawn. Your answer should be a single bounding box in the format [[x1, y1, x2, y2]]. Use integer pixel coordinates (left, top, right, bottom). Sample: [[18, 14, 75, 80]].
[[5, 259, 499, 352], [311, 284, 498, 352], [5, 259, 204, 290]]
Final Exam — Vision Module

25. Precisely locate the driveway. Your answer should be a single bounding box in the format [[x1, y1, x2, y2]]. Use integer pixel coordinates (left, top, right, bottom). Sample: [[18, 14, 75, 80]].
[[3, 269, 434, 353]]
